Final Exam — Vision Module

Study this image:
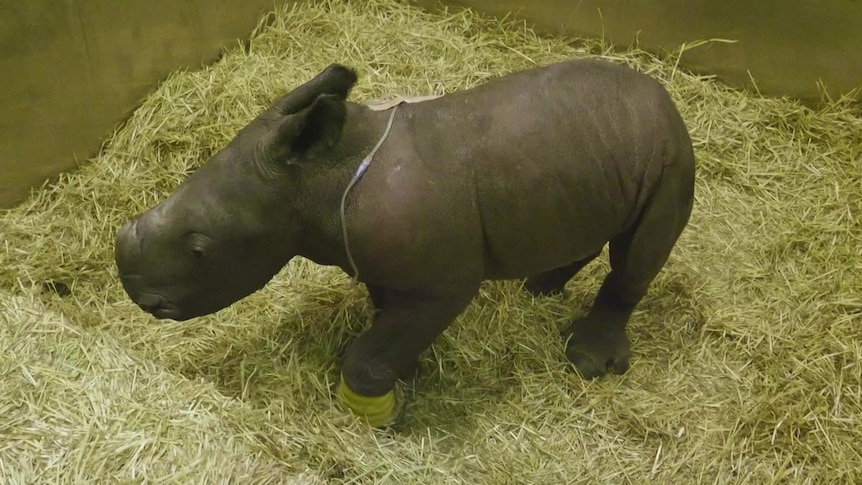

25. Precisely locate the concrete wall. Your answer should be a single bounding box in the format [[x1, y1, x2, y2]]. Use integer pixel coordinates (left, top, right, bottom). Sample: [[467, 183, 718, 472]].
[[2, 0, 860, 208], [0, 0, 295, 208]]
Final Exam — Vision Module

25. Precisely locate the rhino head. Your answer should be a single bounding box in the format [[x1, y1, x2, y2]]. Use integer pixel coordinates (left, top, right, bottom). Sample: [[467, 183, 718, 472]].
[[114, 64, 358, 320]]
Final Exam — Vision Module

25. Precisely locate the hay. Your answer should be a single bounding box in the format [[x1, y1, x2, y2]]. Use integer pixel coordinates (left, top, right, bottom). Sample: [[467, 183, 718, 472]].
[[1, 0, 860, 482]]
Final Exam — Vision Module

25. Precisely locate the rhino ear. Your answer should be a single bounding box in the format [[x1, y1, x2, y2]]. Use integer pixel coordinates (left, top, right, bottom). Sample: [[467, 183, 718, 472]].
[[271, 64, 357, 115], [274, 93, 347, 161]]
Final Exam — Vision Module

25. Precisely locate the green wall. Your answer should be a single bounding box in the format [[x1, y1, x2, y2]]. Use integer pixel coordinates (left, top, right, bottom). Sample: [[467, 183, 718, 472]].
[[0, 0, 294, 208], [1, 0, 859, 208], [413, 0, 861, 105]]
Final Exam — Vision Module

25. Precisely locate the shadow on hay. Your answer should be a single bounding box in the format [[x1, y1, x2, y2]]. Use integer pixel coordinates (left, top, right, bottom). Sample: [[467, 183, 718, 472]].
[[29, 239, 706, 438], [161, 252, 707, 434], [168, 281, 520, 430]]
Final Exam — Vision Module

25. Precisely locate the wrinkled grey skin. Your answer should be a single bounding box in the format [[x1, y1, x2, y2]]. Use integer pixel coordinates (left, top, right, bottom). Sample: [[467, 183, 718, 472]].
[[116, 59, 695, 400]]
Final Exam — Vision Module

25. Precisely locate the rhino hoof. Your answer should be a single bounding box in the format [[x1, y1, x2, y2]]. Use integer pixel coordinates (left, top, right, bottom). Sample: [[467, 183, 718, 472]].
[[562, 318, 631, 379]]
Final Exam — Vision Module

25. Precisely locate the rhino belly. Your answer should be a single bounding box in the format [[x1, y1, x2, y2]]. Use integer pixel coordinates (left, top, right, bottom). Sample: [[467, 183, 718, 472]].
[[476, 171, 628, 280]]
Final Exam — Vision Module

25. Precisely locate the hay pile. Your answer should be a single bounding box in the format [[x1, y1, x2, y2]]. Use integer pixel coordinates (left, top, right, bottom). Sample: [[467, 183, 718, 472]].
[[1, 0, 860, 482]]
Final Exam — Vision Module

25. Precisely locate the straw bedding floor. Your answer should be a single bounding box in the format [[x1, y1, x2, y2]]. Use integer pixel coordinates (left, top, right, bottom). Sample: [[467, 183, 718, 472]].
[[1, 0, 860, 482]]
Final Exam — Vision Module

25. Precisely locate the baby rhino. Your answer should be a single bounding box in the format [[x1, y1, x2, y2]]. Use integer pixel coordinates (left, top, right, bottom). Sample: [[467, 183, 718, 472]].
[[115, 59, 695, 427]]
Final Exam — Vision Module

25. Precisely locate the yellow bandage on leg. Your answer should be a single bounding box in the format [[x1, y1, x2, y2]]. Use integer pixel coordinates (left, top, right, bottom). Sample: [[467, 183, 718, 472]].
[[336, 374, 398, 427]]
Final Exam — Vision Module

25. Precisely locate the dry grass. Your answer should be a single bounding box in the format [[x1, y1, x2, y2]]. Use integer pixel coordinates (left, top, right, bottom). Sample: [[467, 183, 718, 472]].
[[1, 0, 861, 482]]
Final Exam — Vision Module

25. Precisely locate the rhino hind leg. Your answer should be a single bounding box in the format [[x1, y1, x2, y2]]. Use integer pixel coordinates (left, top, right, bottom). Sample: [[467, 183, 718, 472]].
[[524, 251, 601, 297], [563, 162, 694, 379]]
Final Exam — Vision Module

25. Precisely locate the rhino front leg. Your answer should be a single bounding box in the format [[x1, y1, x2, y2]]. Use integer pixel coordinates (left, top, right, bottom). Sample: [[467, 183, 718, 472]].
[[338, 282, 479, 427]]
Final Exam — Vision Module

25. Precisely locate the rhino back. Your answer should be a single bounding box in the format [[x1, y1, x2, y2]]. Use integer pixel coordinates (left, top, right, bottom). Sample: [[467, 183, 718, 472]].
[[402, 59, 691, 279]]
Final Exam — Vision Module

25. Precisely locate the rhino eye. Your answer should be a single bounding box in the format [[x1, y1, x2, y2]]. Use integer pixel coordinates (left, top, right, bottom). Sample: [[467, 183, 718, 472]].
[[187, 233, 212, 260]]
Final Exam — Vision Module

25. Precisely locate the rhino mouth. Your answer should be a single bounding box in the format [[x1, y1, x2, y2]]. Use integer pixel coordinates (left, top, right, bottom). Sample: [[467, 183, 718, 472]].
[[131, 291, 184, 320], [147, 303, 183, 320], [118, 274, 186, 321]]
